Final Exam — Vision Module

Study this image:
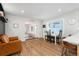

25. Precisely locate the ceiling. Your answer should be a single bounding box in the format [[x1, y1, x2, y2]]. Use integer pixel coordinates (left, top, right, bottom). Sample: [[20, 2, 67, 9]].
[[2, 3, 79, 20]]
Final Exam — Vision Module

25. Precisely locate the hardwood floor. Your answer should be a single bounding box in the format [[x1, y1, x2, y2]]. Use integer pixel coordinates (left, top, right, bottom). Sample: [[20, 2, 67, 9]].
[[20, 39, 62, 56], [12, 39, 76, 56]]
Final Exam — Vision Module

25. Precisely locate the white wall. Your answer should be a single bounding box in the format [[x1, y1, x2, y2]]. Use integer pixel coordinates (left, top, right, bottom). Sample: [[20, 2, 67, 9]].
[[5, 10, 79, 40], [62, 11, 79, 37], [43, 10, 79, 37], [5, 14, 43, 41]]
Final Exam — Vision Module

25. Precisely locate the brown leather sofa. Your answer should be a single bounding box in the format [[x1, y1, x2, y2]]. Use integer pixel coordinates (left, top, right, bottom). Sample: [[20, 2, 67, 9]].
[[0, 34, 22, 56]]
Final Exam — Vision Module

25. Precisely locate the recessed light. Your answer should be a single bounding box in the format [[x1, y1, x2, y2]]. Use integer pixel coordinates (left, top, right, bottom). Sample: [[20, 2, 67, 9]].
[[58, 8, 62, 12], [21, 10, 24, 13]]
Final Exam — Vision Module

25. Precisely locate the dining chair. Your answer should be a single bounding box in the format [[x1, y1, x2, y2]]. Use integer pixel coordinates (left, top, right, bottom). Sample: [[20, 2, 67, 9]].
[[61, 41, 77, 56], [51, 30, 62, 44]]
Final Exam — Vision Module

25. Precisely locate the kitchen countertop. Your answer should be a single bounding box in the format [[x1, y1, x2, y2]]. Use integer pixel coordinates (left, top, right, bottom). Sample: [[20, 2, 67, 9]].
[[63, 33, 79, 45]]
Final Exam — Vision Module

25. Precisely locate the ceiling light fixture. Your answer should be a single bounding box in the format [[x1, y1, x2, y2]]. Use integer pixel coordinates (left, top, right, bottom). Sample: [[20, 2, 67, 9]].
[[21, 10, 24, 13], [58, 8, 62, 12]]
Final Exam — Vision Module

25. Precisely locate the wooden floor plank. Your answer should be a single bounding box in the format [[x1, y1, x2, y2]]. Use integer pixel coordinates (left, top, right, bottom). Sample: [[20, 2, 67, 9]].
[[19, 39, 62, 56], [12, 39, 76, 56]]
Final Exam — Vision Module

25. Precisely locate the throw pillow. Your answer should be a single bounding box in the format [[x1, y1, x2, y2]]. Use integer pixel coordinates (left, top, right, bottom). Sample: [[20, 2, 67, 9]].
[[1, 35, 9, 43]]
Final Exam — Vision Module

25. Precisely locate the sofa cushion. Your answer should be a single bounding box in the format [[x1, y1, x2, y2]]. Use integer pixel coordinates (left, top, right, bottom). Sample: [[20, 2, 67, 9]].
[[0, 39, 2, 43], [0, 39, 22, 56], [0, 34, 4, 43], [1, 35, 9, 43], [0, 41, 2, 43], [9, 36, 18, 41]]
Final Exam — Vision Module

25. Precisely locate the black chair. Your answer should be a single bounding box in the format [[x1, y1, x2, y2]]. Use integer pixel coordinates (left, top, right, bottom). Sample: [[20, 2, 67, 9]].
[[51, 30, 62, 44], [45, 30, 52, 42]]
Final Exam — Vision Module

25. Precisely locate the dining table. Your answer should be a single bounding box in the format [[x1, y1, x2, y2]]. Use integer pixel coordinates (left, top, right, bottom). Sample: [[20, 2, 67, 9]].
[[63, 33, 79, 56]]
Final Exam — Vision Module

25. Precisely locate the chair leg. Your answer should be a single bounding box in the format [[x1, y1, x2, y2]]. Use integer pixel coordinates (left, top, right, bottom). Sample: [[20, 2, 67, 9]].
[[66, 48, 71, 56], [65, 48, 71, 56], [68, 49, 70, 56], [61, 47, 68, 56], [17, 51, 21, 56], [66, 49, 69, 56], [59, 39, 62, 44], [61, 47, 65, 56], [61, 47, 64, 56]]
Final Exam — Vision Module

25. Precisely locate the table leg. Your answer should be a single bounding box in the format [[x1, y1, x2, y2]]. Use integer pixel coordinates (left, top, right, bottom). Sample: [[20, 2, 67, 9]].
[[77, 45, 79, 56], [44, 36, 46, 40], [55, 36, 56, 45]]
